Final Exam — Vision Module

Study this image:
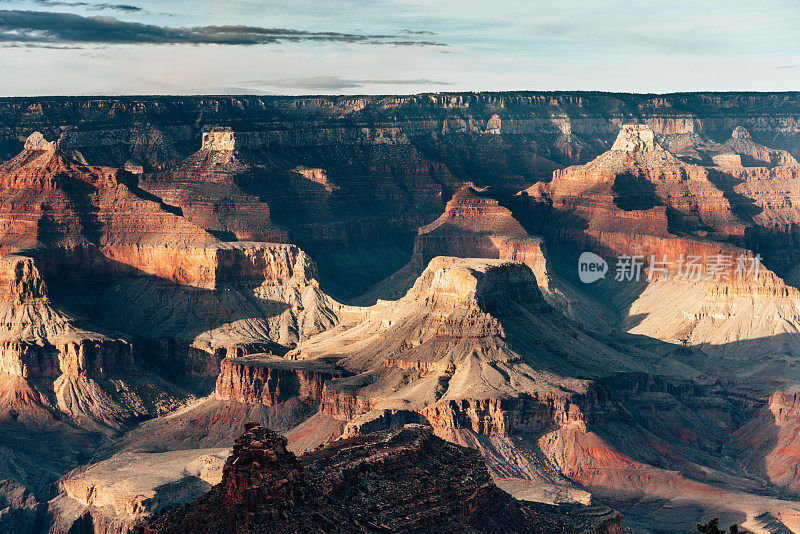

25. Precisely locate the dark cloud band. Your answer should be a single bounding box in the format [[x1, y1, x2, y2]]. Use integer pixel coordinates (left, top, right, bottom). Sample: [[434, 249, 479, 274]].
[[32, 1, 144, 12], [0, 10, 445, 46]]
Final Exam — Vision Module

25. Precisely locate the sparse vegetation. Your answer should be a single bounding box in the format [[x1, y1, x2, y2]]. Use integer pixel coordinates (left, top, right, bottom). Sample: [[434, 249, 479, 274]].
[[697, 517, 744, 534]]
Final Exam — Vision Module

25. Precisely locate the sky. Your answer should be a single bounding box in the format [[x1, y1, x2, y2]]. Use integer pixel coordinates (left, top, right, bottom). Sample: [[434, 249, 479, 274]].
[[0, 0, 798, 96]]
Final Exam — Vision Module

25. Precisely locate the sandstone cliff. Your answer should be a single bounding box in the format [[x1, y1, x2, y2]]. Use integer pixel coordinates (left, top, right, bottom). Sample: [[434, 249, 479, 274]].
[[4, 92, 798, 298], [141, 128, 284, 243]]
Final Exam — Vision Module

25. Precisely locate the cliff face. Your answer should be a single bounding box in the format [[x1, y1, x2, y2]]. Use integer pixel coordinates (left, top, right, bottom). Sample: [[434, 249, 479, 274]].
[[3, 94, 800, 169], [3, 93, 799, 298], [517, 125, 800, 382], [214, 356, 344, 406], [272, 256, 653, 447], [412, 184, 530, 270], [0, 253, 133, 380], [137, 423, 622, 534], [530, 123, 745, 240], [723, 126, 799, 167], [141, 127, 284, 243], [0, 132, 349, 440]]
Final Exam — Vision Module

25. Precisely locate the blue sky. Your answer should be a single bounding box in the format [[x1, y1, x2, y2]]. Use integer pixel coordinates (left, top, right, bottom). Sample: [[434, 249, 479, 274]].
[[0, 0, 798, 95]]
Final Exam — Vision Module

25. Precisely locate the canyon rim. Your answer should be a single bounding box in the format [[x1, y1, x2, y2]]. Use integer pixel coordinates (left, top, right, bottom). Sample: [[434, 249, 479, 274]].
[[2, 1, 800, 533]]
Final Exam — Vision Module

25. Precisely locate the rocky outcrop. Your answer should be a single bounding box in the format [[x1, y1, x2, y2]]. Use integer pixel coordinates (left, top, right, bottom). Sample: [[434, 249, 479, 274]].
[[62, 449, 228, 516], [0, 132, 348, 385], [201, 129, 235, 152], [0, 253, 134, 379], [141, 128, 284, 242], [423, 393, 586, 438], [292, 166, 336, 192], [102, 241, 315, 290], [723, 126, 799, 167], [0, 132, 116, 191], [0, 133, 354, 443], [0, 133, 220, 264], [214, 355, 344, 406], [286, 255, 650, 438], [529, 123, 744, 240], [49, 448, 229, 534], [610, 123, 660, 152], [137, 423, 622, 534], [412, 184, 529, 271]]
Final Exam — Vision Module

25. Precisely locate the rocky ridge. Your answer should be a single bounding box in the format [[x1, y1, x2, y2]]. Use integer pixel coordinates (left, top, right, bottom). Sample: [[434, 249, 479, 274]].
[[137, 423, 622, 534]]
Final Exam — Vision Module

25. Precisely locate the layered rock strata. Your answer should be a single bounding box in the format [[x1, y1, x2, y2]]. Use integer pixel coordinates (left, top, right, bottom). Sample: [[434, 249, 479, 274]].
[[214, 356, 345, 406], [141, 128, 284, 243], [0, 253, 132, 380]]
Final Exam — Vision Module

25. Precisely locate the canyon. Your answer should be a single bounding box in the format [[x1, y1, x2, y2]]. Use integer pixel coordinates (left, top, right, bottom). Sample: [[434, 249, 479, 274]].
[[2, 92, 800, 533]]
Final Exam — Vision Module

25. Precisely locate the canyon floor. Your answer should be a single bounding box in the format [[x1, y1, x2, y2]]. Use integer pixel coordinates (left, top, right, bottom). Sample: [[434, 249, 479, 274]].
[[2, 92, 800, 533]]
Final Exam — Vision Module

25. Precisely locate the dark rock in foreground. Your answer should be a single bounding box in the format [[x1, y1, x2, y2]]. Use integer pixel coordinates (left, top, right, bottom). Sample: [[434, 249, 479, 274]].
[[137, 423, 621, 534]]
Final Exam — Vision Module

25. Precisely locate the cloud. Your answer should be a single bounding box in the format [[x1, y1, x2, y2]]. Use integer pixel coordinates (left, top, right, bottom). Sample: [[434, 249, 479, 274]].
[[32, 1, 144, 12], [775, 65, 798, 70], [401, 29, 435, 35], [0, 10, 446, 46], [243, 76, 452, 90]]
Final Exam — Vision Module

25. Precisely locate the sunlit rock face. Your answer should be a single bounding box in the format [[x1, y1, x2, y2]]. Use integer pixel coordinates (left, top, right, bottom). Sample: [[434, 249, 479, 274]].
[[524, 125, 800, 373], [530, 123, 745, 241], [201, 128, 236, 152], [0, 130, 347, 437], [23, 131, 56, 152], [610, 123, 660, 152], [724, 126, 799, 167], [141, 128, 283, 242], [412, 184, 529, 271], [0, 253, 133, 380]]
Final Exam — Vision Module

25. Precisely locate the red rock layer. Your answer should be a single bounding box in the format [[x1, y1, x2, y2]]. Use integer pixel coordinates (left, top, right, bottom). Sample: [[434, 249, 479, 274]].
[[530, 124, 744, 239], [412, 184, 552, 288], [422, 393, 586, 437], [724, 126, 799, 167], [413, 184, 528, 268], [142, 128, 285, 242]]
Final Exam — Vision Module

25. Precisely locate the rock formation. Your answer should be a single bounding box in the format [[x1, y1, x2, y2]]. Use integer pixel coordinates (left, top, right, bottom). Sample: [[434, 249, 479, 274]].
[[0, 133, 345, 390], [214, 355, 345, 406], [609, 123, 660, 152], [521, 125, 800, 377], [137, 423, 622, 534], [412, 184, 529, 269], [724, 126, 799, 167], [53, 448, 229, 530], [3, 97, 800, 534], [141, 128, 284, 243], [528, 123, 745, 241], [0, 132, 353, 533]]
